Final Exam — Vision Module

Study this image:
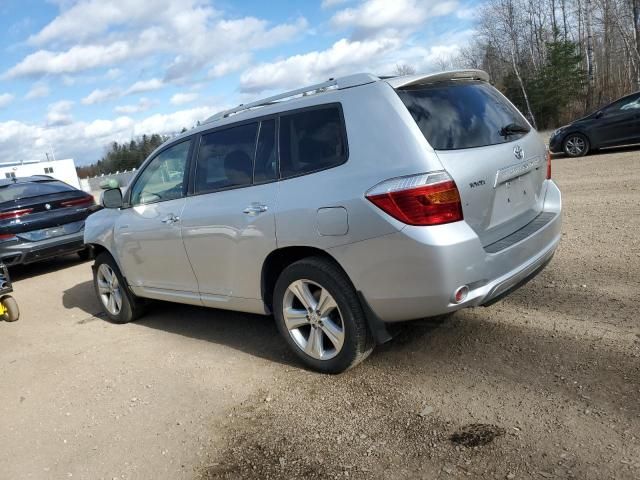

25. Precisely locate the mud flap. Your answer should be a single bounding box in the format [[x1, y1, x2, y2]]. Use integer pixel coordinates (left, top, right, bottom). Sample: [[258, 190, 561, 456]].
[[357, 292, 392, 344]]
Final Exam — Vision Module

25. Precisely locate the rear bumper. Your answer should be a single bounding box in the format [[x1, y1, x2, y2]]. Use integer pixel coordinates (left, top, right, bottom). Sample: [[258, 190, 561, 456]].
[[330, 180, 562, 322], [0, 230, 86, 266]]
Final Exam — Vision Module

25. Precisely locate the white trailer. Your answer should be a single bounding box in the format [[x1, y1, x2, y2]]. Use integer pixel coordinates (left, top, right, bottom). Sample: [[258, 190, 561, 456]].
[[0, 158, 80, 189]]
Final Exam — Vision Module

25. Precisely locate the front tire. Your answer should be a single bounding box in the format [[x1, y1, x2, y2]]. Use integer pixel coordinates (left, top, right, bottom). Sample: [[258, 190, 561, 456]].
[[563, 133, 589, 157], [273, 257, 374, 374], [93, 252, 143, 324]]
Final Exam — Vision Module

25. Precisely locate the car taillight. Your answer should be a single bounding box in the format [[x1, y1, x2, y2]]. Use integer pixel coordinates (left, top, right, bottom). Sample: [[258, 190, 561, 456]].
[[366, 171, 463, 226], [61, 196, 95, 208], [546, 149, 552, 179], [0, 208, 33, 221], [0, 233, 17, 242]]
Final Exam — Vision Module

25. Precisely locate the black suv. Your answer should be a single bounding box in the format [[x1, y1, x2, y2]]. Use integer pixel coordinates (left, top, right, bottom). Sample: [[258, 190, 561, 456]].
[[0, 176, 97, 266], [549, 91, 640, 157]]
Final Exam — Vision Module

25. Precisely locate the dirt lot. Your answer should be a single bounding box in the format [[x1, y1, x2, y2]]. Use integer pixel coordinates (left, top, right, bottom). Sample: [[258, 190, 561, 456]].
[[1, 148, 639, 480]]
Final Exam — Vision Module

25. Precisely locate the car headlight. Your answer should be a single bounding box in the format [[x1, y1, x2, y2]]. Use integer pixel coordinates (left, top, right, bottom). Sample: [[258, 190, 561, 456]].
[[552, 128, 565, 137]]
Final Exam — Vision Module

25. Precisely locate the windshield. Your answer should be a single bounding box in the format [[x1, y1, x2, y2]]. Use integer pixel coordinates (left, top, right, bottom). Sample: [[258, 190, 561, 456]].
[[396, 81, 530, 150], [0, 180, 76, 203]]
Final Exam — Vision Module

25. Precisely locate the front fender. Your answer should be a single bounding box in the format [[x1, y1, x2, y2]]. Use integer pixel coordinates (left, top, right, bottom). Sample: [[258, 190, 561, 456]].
[[84, 208, 123, 269]]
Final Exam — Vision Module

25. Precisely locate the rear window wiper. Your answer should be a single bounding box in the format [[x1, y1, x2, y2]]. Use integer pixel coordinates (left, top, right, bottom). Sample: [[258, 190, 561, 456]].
[[499, 123, 530, 137]]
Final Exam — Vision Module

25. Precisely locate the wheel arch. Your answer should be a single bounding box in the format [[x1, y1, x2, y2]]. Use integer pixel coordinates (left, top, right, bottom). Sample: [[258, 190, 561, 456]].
[[261, 246, 352, 312]]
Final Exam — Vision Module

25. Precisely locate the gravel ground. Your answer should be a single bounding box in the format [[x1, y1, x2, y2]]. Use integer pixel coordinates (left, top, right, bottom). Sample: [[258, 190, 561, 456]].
[[1, 147, 639, 480]]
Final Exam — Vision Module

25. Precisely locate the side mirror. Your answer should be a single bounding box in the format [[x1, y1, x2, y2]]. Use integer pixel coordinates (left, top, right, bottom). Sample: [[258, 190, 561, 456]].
[[595, 110, 604, 119], [101, 188, 123, 209]]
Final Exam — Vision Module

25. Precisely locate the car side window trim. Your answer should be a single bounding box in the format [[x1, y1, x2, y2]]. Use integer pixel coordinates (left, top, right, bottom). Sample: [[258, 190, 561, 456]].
[[186, 114, 280, 197], [184, 102, 348, 196], [276, 102, 349, 182], [123, 136, 195, 208]]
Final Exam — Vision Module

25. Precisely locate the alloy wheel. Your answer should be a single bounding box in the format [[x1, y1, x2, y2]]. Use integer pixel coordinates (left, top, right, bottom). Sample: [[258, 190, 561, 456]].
[[565, 136, 586, 156], [97, 263, 123, 316], [282, 279, 345, 361]]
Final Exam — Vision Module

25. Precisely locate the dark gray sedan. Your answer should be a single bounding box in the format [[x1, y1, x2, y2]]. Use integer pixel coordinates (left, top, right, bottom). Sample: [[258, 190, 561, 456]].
[[0, 176, 98, 266]]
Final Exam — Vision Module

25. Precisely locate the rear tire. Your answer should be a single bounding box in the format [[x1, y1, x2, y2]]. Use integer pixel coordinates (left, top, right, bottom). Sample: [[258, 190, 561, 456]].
[[563, 133, 589, 157], [1, 296, 19, 322], [273, 257, 374, 374], [93, 252, 144, 324]]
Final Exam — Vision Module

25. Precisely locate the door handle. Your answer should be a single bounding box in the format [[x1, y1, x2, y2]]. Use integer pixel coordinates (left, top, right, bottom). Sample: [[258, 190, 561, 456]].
[[161, 214, 180, 224], [243, 204, 268, 216]]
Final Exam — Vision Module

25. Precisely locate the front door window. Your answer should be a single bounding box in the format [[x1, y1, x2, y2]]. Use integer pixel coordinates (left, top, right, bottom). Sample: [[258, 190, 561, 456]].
[[130, 140, 191, 206]]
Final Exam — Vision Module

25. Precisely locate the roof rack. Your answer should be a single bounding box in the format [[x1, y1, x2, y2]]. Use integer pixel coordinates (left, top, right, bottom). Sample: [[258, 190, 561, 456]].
[[204, 73, 378, 124]]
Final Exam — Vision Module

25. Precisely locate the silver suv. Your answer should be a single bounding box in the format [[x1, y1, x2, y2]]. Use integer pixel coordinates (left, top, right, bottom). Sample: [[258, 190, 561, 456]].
[[85, 70, 562, 373]]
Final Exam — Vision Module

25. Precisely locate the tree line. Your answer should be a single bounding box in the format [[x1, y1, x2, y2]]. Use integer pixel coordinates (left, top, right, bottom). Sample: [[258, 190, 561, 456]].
[[76, 134, 167, 178], [454, 0, 640, 130]]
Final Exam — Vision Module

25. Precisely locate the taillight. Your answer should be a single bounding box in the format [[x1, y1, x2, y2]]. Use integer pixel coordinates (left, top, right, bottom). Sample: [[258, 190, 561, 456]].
[[0, 208, 33, 221], [61, 196, 95, 208], [546, 149, 552, 179], [366, 171, 463, 226], [0, 233, 17, 242]]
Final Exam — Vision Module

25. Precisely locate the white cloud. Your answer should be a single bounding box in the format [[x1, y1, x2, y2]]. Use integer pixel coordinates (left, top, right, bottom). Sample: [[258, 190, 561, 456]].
[[170, 92, 198, 106], [106, 68, 122, 79], [124, 78, 165, 96], [28, 0, 211, 46], [331, 0, 458, 38], [208, 54, 251, 79], [0, 93, 15, 108], [4, 41, 141, 78], [81, 88, 119, 105], [114, 97, 156, 114], [322, 0, 350, 8], [0, 105, 219, 165], [239, 37, 401, 93], [46, 100, 74, 126], [133, 107, 212, 136], [8, 0, 307, 81], [25, 83, 50, 100]]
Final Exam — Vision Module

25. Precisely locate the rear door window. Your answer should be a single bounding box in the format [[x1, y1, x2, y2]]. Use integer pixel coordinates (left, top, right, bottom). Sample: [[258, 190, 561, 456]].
[[396, 81, 530, 150], [195, 123, 258, 194], [279, 105, 347, 178]]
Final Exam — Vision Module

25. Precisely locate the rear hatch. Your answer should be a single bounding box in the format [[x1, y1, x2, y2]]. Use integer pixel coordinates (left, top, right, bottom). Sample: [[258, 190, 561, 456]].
[[392, 74, 547, 246], [0, 179, 96, 241]]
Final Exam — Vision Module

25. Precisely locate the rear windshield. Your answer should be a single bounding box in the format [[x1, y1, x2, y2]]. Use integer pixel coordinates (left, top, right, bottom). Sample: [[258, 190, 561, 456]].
[[396, 81, 530, 150], [0, 180, 75, 203]]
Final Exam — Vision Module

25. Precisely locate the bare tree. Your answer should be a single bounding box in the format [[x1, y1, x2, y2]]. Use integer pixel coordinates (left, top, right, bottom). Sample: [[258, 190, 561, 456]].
[[394, 64, 416, 76]]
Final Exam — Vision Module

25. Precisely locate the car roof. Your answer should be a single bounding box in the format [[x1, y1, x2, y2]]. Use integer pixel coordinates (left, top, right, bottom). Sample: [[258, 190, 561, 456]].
[[143, 69, 491, 165]]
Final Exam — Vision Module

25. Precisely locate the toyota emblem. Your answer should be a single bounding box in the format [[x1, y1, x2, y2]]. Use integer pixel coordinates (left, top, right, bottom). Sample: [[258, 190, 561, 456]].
[[513, 145, 524, 160]]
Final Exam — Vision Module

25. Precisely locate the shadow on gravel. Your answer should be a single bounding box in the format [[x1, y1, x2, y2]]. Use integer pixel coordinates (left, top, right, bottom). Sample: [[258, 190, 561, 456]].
[[199, 312, 639, 479], [61, 276, 639, 418], [62, 279, 294, 368], [10, 254, 88, 282], [63, 280, 102, 316]]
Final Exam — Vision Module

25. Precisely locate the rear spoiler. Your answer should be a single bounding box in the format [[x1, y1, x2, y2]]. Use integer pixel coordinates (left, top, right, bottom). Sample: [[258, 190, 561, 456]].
[[385, 69, 490, 89]]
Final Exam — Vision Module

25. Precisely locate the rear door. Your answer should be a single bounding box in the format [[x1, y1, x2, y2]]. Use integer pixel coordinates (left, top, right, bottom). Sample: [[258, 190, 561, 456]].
[[395, 80, 547, 246], [181, 118, 278, 302]]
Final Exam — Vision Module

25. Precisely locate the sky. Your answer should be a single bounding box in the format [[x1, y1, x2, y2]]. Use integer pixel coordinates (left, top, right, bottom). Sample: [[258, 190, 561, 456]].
[[0, 0, 479, 166]]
